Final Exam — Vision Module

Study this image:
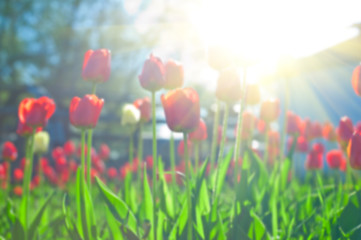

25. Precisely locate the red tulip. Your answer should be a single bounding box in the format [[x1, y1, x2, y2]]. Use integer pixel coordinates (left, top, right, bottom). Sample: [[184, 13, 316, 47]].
[[337, 116, 353, 149], [0, 164, 5, 181], [64, 140, 76, 157], [245, 83, 260, 106], [55, 157, 67, 172], [260, 99, 280, 123], [286, 111, 302, 135], [267, 131, 280, 164], [164, 60, 184, 90], [82, 49, 111, 83], [352, 64, 361, 96], [52, 147, 65, 160], [215, 68, 242, 104], [16, 121, 42, 137], [120, 163, 132, 179], [161, 88, 200, 133], [348, 130, 361, 169], [69, 94, 104, 129], [323, 121, 337, 142], [257, 119, 267, 135], [14, 168, 24, 182], [138, 54, 165, 92], [133, 97, 151, 123], [76, 143, 88, 158], [2, 141, 17, 162], [178, 140, 192, 158], [99, 143, 110, 160], [326, 150, 345, 169], [18, 97, 55, 128], [107, 167, 118, 179], [189, 119, 208, 142], [69, 160, 78, 173], [355, 121, 361, 132], [305, 148, 323, 170]]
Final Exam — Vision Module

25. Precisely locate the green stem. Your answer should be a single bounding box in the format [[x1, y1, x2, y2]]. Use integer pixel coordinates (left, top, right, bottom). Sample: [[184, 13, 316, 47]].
[[217, 104, 229, 163], [5, 160, 11, 200], [170, 133, 176, 186], [129, 134, 134, 164], [91, 83, 97, 95], [194, 142, 199, 173], [280, 76, 290, 161], [233, 67, 247, 185], [22, 130, 35, 239], [184, 132, 193, 240], [137, 123, 143, 189], [264, 124, 270, 165], [87, 129, 93, 189], [210, 100, 220, 170], [151, 91, 157, 240], [81, 131, 86, 180]]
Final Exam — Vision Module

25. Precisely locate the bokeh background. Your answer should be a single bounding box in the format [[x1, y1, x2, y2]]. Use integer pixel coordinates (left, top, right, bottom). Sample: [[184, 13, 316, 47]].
[[1, 0, 361, 166]]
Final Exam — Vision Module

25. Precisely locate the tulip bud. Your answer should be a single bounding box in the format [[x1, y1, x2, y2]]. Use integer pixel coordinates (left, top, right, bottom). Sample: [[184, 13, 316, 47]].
[[164, 60, 184, 90], [121, 104, 141, 126], [348, 130, 361, 169], [234, 111, 256, 140], [133, 97, 151, 123], [33, 131, 50, 154], [138, 54, 165, 92], [352, 64, 361, 96], [260, 99, 280, 123], [286, 111, 302, 135], [215, 68, 242, 104], [2, 141, 17, 162], [161, 88, 200, 133], [337, 116, 353, 150], [82, 49, 111, 83]]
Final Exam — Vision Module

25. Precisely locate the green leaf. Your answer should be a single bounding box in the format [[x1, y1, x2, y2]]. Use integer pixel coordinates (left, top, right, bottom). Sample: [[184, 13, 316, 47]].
[[27, 191, 55, 240], [280, 158, 291, 191], [95, 177, 138, 235], [158, 159, 175, 219], [11, 218, 25, 240], [105, 207, 123, 240], [142, 166, 154, 240], [215, 149, 233, 197]]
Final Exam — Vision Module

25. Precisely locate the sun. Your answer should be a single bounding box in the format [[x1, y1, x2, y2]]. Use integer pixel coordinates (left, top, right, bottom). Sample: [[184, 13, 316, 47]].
[[189, 0, 360, 74]]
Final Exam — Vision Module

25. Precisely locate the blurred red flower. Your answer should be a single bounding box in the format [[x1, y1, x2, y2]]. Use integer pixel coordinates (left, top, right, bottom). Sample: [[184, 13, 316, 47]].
[[64, 140, 76, 157], [161, 88, 200, 133], [326, 150, 345, 169], [305, 148, 323, 170], [178, 140, 193, 158], [138, 54, 165, 92], [18, 96, 55, 128], [69, 94, 104, 129], [164, 59, 184, 90], [107, 167, 118, 179], [351, 64, 361, 96], [82, 49, 111, 83], [2, 141, 17, 162], [348, 130, 361, 169], [337, 116, 354, 150], [98, 143, 110, 160], [260, 99, 280, 123], [286, 111, 302, 135], [133, 97, 151, 123], [323, 121, 337, 142], [189, 118, 208, 142], [13, 168, 23, 182]]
